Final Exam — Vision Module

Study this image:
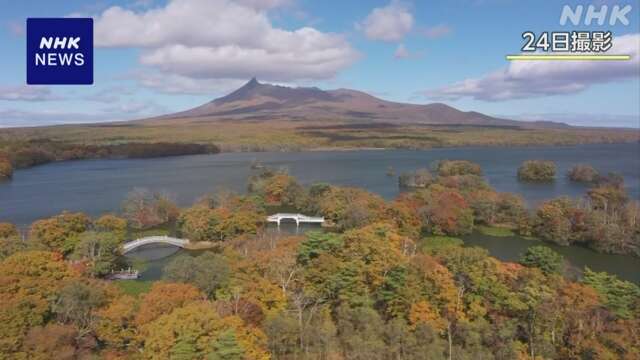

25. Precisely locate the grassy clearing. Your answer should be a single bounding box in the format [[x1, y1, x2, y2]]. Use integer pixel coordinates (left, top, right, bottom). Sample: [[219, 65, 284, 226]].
[[420, 235, 464, 252], [477, 225, 516, 237], [115, 280, 153, 297]]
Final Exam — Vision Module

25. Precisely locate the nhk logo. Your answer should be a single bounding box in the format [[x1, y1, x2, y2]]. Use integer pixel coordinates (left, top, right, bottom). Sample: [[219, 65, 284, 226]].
[[27, 18, 93, 85]]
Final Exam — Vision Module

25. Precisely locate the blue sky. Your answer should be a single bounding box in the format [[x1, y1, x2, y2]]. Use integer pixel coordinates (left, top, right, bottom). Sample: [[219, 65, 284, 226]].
[[0, 0, 639, 127]]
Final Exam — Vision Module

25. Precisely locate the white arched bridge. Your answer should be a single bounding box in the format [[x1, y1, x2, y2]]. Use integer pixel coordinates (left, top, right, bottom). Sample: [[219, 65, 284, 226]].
[[267, 213, 325, 227], [122, 214, 323, 252], [121, 236, 189, 254]]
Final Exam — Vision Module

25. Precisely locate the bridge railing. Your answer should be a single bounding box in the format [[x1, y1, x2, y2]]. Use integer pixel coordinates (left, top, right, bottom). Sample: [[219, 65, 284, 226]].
[[121, 236, 188, 253]]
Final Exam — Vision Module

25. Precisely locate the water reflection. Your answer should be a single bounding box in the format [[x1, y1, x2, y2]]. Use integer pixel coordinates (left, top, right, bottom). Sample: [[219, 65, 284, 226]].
[[124, 243, 181, 261], [463, 233, 640, 284], [2, 143, 638, 226], [122, 223, 323, 281], [120, 224, 639, 285], [123, 244, 184, 281]]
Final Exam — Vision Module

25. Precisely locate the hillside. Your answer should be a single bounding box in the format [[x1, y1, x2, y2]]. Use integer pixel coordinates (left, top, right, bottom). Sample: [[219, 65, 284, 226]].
[[150, 78, 564, 128]]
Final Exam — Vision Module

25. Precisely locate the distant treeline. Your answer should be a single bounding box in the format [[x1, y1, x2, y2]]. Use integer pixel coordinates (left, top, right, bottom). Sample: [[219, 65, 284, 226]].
[[0, 140, 219, 179]]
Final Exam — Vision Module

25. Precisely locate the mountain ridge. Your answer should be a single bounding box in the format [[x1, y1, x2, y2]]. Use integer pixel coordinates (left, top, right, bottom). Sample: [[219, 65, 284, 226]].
[[151, 78, 568, 128]]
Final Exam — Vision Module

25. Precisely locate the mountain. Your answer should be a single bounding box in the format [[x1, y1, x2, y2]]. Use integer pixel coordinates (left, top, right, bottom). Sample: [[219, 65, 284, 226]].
[[153, 78, 566, 128]]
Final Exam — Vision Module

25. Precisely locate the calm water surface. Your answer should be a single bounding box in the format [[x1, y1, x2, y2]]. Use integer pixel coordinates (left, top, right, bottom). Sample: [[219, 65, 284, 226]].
[[463, 233, 640, 284], [2, 143, 639, 282], [126, 224, 640, 285], [2, 143, 638, 226], [124, 224, 320, 281]]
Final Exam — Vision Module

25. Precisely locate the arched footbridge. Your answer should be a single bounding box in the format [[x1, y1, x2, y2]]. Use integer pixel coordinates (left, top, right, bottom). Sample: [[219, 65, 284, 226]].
[[267, 213, 325, 227], [121, 236, 189, 254]]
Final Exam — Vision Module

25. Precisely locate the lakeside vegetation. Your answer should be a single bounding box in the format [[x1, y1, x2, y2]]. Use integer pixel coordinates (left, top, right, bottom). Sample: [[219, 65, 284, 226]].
[[517, 160, 556, 182], [567, 164, 600, 183], [1, 161, 639, 358], [0, 120, 638, 178], [0, 139, 219, 179]]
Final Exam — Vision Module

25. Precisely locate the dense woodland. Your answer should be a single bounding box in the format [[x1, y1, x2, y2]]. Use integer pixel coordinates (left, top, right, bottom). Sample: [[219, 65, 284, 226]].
[[1, 120, 638, 181], [0, 162, 639, 359], [0, 140, 219, 179]]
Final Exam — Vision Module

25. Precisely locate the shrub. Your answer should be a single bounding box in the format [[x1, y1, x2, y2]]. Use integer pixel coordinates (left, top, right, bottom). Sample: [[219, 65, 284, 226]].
[[121, 189, 179, 230], [519, 246, 564, 275], [0, 223, 19, 238], [398, 169, 433, 188], [436, 160, 482, 177], [517, 160, 556, 182], [418, 185, 474, 236], [567, 164, 599, 183], [0, 159, 12, 180]]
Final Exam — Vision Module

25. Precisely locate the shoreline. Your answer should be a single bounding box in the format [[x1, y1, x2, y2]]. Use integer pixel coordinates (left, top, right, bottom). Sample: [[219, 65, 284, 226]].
[[3, 139, 639, 179]]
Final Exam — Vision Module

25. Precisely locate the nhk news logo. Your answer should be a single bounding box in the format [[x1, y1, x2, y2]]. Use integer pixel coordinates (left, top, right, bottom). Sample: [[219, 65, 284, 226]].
[[26, 18, 93, 85]]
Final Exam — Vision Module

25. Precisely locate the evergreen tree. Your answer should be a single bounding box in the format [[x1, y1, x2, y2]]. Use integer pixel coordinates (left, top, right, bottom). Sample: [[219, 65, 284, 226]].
[[208, 329, 245, 360]]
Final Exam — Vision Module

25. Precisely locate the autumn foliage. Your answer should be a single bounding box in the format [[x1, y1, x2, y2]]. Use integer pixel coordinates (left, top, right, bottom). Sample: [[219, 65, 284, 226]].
[[0, 169, 639, 359]]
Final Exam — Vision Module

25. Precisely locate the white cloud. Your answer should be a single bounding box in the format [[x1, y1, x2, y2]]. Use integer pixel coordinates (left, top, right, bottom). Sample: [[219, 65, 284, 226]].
[[93, 0, 357, 82], [0, 85, 63, 101], [394, 44, 410, 59], [84, 86, 136, 103], [102, 99, 167, 115], [425, 33, 640, 101], [422, 24, 451, 39], [135, 71, 245, 95], [357, 0, 413, 42], [0, 109, 108, 128], [0, 99, 168, 128], [235, 0, 292, 10]]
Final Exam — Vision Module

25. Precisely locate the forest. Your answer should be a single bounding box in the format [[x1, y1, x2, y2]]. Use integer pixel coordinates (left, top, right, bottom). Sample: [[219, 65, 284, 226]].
[[0, 139, 219, 180], [1, 119, 638, 181], [0, 162, 639, 359]]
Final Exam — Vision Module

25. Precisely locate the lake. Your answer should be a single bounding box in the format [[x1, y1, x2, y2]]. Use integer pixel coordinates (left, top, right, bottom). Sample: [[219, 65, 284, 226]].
[[2, 143, 639, 283], [124, 223, 640, 285], [2, 143, 638, 227], [463, 232, 640, 284], [123, 224, 321, 281]]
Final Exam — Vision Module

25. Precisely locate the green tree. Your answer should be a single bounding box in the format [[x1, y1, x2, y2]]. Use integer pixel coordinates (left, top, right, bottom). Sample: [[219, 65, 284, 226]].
[[519, 246, 564, 275], [178, 205, 221, 241], [437, 160, 483, 177], [336, 305, 386, 360], [94, 214, 127, 241], [582, 268, 640, 319], [297, 231, 343, 265], [209, 329, 245, 360], [163, 252, 230, 298], [29, 212, 90, 254], [517, 160, 556, 182], [72, 231, 121, 276], [53, 281, 109, 334], [265, 312, 299, 357], [171, 336, 198, 360], [0, 236, 29, 260], [141, 302, 268, 360]]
